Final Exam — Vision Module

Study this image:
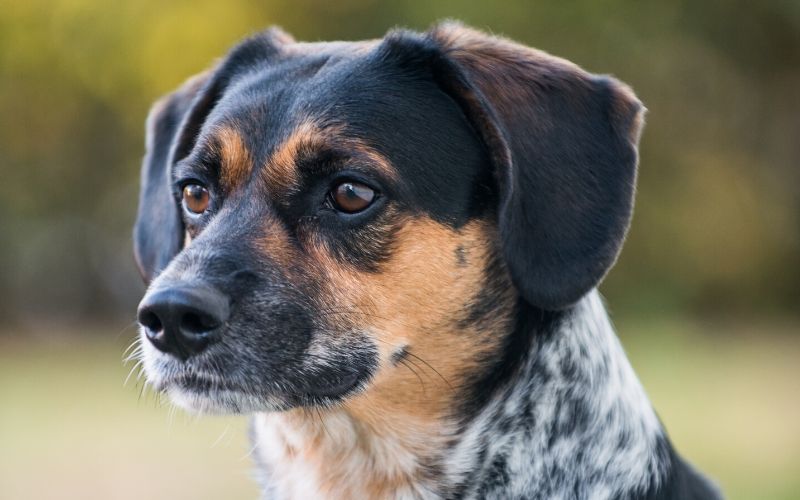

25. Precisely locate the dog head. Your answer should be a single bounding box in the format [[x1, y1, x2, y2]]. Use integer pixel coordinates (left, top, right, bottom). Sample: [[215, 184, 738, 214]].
[[134, 23, 643, 415]]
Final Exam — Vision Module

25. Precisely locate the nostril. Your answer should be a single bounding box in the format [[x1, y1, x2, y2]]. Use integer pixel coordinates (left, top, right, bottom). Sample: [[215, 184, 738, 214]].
[[181, 311, 220, 334], [139, 309, 163, 334], [138, 285, 228, 358]]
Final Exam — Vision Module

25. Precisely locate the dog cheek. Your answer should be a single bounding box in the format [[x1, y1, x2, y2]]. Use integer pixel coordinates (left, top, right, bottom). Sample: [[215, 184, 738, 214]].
[[310, 217, 515, 413]]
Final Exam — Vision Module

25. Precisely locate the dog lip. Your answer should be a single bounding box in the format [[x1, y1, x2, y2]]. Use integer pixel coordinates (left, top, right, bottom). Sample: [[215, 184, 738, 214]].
[[302, 370, 364, 399], [163, 372, 233, 394]]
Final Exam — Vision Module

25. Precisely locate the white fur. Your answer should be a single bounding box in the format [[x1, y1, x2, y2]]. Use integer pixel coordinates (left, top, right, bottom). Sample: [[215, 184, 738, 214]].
[[252, 411, 443, 499]]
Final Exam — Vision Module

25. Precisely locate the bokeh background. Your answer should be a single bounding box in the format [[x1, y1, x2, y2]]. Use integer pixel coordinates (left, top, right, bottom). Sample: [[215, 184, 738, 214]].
[[1, 1, 798, 499]]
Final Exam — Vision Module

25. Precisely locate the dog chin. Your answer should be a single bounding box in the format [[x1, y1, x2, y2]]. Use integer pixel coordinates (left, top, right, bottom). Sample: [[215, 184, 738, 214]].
[[165, 385, 286, 415], [141, 350, 288, 415]]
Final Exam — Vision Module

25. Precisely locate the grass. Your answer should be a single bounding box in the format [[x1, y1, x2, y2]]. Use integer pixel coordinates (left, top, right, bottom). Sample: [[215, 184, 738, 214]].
[[1, 318, 798, 499]]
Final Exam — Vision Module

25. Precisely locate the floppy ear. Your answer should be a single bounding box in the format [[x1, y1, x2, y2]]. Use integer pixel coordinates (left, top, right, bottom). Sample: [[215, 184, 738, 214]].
[[382, 23, 644, 309], [134, 72, 211, 284], [133, 27, 294, 284]]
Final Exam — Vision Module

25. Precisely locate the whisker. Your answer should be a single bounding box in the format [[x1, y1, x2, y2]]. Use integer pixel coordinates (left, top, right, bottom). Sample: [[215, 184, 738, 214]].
[[405, 351, 453, 390], [121, 336, 142, 359], [240, 438, 261, 461], [124, 358, 145, 387], [399, 359, 426, 396], [115, 319, 140, 340], [370, 337, 453, 391], [123, 345, 144, 365]]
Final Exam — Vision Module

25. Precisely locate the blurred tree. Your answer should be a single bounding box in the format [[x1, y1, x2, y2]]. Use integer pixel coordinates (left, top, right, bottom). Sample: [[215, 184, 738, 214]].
[[0, 0, 797, 330]]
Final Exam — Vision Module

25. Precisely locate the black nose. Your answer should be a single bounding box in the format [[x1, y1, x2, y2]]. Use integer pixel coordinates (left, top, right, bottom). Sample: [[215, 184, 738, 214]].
[[137, 286, 230, 360]]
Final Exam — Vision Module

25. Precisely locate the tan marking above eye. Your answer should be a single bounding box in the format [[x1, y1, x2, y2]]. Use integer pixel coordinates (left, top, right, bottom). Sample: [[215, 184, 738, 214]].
[[215, 126, 253, 192], [182, 184, 210, 214], [331, 181, 375, 213], [262, 119, 399, 204], [263, 121, 319, 195]]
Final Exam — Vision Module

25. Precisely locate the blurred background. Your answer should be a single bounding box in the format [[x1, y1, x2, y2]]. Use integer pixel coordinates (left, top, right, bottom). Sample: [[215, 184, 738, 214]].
[[1, 1, 798, 499]]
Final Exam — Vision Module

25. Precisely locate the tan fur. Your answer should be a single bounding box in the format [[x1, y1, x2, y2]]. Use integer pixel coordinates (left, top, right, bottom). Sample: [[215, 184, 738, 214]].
[[262, 120, 398, 199], [214, 126, 253, 192], [257, 217, 516, 497], [339, 219, 512, 421], [254, 211, 296, 270], [261, 121, 315, 195]]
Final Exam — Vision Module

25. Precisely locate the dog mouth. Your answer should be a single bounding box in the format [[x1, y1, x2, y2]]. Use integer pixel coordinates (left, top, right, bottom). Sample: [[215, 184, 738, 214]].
[[157, 370, 284, 414], [139, 325, 379, 413], [151, 358, 370, 413], [300, 369, 366, 399]]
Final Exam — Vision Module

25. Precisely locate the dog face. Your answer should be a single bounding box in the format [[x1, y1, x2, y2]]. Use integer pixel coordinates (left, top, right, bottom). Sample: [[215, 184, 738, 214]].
[[134, 24, 643, 415]]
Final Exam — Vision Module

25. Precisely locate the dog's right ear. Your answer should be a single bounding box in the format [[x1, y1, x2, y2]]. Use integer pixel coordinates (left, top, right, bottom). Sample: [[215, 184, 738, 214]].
[[134, 27, 294, 284]]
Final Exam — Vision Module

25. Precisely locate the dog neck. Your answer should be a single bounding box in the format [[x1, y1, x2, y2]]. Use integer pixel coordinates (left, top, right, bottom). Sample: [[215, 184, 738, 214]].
[[251, 291, 668, 498], [443, 291, 669, 497]]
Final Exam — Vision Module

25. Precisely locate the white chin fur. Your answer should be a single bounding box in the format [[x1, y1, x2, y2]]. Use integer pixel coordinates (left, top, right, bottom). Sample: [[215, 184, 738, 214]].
[[140, 330, 289, 415], [168, 386, 242, 415], [166, 385, 288, 415]]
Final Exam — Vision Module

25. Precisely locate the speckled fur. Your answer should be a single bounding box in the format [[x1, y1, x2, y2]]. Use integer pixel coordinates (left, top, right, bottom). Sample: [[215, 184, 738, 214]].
[[444, 292, 666, 499], [249, 291, 695, 499]]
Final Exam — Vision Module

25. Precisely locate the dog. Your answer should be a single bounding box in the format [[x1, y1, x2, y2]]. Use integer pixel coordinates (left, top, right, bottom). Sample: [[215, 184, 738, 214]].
[[132, 22, 721, 499]]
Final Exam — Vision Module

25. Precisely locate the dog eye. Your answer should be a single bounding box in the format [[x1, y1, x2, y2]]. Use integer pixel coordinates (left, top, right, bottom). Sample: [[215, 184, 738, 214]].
[[182, 184, 210, 214], [330, 181, 375, 213]]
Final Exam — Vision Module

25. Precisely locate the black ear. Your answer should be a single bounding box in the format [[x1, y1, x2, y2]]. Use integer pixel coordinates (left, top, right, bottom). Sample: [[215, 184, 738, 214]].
[[133, 27, 294, 284], [381, 23, 644, 310], [134, 72, 210, 284]]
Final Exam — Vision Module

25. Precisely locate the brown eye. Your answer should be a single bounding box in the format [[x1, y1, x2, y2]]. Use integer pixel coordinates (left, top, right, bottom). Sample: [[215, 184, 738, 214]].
[[182, 184, 210, 214], [330, 181, 376, 213]]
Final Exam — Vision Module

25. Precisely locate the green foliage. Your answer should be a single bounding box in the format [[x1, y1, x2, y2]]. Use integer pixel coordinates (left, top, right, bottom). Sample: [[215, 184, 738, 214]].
[[1, 0, 797, 325]]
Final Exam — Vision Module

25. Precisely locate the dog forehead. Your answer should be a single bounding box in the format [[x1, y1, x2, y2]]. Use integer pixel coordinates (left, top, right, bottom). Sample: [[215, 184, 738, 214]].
[[209, 40, 475, 144], [197, 41, 490, 224]]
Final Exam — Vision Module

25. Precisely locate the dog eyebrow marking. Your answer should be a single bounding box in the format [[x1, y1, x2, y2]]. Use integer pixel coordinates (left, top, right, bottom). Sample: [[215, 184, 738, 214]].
[[262, 120, 318, 196], [214, 126, 253, 192], [262, 120, 398, 199]]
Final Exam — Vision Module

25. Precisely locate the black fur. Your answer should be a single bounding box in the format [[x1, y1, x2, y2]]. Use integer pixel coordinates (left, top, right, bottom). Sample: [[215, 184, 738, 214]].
[[642, 436, 724, 500]]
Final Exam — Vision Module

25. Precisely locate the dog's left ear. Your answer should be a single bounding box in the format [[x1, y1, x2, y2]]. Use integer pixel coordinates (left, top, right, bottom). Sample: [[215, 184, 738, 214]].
[[381, 23, 644, 309]]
